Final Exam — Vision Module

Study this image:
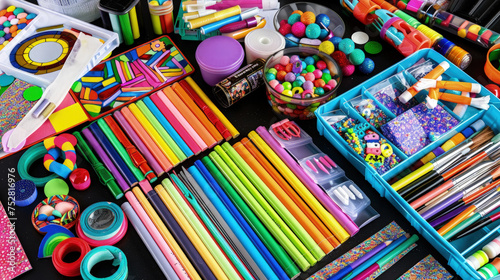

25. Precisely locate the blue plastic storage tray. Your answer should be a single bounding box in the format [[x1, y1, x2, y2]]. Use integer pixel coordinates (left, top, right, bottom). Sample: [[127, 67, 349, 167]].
[[316, 49, 500, 280]]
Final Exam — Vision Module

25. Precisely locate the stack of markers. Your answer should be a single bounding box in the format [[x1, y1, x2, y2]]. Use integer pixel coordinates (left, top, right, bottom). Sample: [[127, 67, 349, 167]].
[[78, 116, 358, 279], [99, 0, 142, 45], [389, 119, 500, 241], [73, 76, 238, 199]]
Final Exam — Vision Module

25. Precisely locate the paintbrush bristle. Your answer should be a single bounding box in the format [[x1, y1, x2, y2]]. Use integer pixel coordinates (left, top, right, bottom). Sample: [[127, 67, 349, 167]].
[[470, 128, 495, 150]]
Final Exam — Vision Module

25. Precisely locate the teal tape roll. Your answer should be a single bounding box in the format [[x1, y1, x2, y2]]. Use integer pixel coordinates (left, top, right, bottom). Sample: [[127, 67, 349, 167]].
[[80, 246, 128, 280], [18, 143, 58, 187], [79, 202, 124, 241]]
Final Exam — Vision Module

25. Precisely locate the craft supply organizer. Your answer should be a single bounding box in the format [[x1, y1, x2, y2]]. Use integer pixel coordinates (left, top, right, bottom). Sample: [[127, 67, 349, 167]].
[[316, 49, 500, 280], [0, 0, 118, 88]]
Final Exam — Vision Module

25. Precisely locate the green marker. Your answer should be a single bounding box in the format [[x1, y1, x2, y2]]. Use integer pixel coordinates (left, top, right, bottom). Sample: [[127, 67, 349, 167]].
[[162, 178, 241, 280], [221, 142, 325, 261], [136, 101, 186, 161], [96, 119, 144, 182], [170, 174, 254, 280], [118, 13, 134, 45], [73, 131, 123, 199], [201, 156, 301, 278], [209, 150, 311, 271]]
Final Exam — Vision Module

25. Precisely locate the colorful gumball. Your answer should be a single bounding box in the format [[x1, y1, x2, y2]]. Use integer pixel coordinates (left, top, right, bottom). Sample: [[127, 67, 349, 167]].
[[303, 80, 314, 90], [329, 36, 342, 49], [291, 22, 306, 38], [275, 64, 285, 71], [316, 60, 327, 70], [276, 70, 287, 81], [304, 72, 315, 81], [280, 55, 290, 66], [313, 69, 323, 79], [285, 72, 296, 82], [314, 79, 326, 88], [301, 11, 316, 25]]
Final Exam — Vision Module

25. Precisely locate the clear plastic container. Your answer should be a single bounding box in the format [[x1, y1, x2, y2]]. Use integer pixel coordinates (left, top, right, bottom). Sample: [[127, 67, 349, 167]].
[[264, 46, 342, 120], [273, 2, 345, 47]]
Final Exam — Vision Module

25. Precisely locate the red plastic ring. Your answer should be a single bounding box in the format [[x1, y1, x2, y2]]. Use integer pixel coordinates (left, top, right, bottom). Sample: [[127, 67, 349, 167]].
[[52, 237, 91, 277]]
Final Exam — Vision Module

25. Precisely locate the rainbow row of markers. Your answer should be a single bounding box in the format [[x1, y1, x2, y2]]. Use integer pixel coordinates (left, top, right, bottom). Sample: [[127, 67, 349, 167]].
[[77, 92, 358, 278]]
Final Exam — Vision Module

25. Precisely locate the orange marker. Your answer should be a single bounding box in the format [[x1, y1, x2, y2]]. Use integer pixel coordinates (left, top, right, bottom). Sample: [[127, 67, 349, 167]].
[[233, 141, 337, 254], [163, 87, 217, 148], [121, 107, 173, 172], [240, 138, 340, 248], [171, 83, 223, 143]]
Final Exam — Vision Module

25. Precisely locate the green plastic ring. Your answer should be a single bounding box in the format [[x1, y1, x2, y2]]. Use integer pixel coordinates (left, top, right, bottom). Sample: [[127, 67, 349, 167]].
[[80, 246, 128, 280], [18, 143, 58, 187]]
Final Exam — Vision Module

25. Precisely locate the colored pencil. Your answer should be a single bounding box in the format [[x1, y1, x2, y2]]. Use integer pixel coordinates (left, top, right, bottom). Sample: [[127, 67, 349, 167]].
[[328, 240, 394, 280], [208, 150, 311, 271], [121, 107, 173, 172], [138, 180, 216, 279], [452, 212, 500, 240], [132, 184, 194, 280], [155, 183, 229, 280], [124, 191, 182, 280], [350, 235, 419, 280], [199, 157, 300, 278], [221, 142, 326, 260], [233, 141, 336, 253], [184, 77, 239, 138], [187, 165, 278, 279], [163, 177, 242, 279], [251, 129, 355, 239]]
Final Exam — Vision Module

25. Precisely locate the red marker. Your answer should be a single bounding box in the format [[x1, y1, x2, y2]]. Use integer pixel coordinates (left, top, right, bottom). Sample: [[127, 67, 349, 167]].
[[220, 16, 263, 33]]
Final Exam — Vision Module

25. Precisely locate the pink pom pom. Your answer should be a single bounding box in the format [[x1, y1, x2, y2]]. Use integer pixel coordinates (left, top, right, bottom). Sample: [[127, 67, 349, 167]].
[[269, 79, 279, 89], [279, 24, 292, 36], [304, 72, 315, 81], [342, 65, 355, 76], [313, 69, 323, 79], [280, 56, 290, 66], [291, 22, 306, 38], [275, 84, 284, 93], [327, 79, 337, 88], [280, 19, 288, 26]]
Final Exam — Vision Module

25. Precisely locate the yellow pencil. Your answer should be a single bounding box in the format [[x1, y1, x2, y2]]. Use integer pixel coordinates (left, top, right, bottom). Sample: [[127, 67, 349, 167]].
[[132, 186, 200, 280], [185, 77, 239, 138], [128, 103, 180, 166], [155, 184, 230, 280], [248, 131, 350, 243]]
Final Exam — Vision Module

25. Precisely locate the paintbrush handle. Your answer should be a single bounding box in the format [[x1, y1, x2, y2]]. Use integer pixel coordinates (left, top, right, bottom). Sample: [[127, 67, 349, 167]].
[[398, 170, 439, 197], [438, 205, 476, 236], [463, 179, 500, 204], [442, 152, 487, 181], [411, 180, 454, 209], [392, 162, 434, 192], [404, 174, 445, 203], [421, 192, 463, 220], [443, 212, 482, 240]]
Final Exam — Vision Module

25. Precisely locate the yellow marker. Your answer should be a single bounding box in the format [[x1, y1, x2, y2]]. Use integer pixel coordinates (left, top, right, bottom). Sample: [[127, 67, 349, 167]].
[[248, 131, 350, 243], [132, 186, 200, 280], [155, 184, 230, 280], [129, 7, 141, 39], [185, 77, 239, 138], [128, 103, 180, 165]]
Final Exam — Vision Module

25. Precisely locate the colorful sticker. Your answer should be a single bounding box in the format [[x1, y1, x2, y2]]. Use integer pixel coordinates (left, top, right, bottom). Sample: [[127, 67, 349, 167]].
[[398, 255, 453, 280]]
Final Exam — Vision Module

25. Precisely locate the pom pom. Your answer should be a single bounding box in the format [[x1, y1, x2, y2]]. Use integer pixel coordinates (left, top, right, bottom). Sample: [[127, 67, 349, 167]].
[[359, 58, 375, 74], [339, 38, 355, 55], [280, 55, 290, 66], [288, 13, 301, 25], [319, 41, 334, 55], [329, 36, 342, 49], [291, 10, 303, 16], [305, 23, 321, 39], [316, 14, 331, 27], [278, 23, 292, 36], [301, 11, 316, 25], [349, 49, 365, 65], [291, 22, 306, 38], [342, 65, 355, 76]]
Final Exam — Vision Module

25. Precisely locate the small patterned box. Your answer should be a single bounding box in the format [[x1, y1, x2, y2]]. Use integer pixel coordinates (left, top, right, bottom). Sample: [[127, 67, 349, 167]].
[[411, 103, 459, 142], [381, 110, 427, 156]]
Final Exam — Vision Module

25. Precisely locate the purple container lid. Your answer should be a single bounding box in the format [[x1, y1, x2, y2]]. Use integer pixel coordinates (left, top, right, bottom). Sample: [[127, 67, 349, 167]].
[[196, 36, 244, 72]]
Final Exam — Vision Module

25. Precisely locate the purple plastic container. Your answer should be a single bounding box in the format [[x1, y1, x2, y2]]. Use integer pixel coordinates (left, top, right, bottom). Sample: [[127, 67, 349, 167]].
[[195, 36, 244, 86]]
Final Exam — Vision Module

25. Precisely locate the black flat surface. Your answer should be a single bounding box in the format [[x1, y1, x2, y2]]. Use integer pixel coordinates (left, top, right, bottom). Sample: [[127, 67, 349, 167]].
[[0, 0, 494, 279]]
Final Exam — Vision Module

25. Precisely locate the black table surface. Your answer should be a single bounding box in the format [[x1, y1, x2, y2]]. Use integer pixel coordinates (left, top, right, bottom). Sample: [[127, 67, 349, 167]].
[[0, 0, 494, 279]]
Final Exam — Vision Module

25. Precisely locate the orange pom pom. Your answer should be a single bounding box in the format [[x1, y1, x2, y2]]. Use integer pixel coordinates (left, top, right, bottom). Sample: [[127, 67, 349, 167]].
[[301, 11, 316, 25]]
